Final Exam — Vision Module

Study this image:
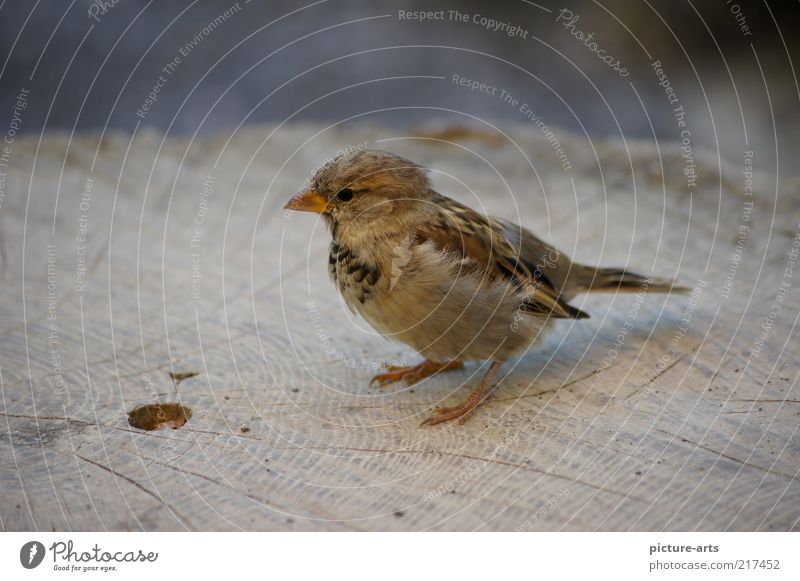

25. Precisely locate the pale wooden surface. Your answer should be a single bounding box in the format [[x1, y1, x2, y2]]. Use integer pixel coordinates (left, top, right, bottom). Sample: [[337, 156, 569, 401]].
[[1, 122, 798, 531]]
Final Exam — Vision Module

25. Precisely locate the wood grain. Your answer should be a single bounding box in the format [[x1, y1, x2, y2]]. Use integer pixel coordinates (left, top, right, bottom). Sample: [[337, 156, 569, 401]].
[[1, 123, 798, 531]]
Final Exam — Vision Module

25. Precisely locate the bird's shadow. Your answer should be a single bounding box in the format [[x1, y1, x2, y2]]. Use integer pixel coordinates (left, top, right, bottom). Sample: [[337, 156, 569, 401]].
[[490, 299, 692, 402]]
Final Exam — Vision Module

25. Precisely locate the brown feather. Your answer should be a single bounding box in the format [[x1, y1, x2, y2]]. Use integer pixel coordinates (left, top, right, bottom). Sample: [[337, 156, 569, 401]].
[[414, 193, 588, 320]]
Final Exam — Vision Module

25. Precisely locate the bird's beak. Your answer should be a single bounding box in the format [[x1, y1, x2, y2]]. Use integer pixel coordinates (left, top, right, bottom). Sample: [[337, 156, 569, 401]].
[[284, 188, 328, 214]]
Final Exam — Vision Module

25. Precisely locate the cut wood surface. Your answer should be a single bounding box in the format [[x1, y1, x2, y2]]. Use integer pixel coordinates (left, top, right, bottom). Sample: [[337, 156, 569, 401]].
[[1, 122, 798, 531]]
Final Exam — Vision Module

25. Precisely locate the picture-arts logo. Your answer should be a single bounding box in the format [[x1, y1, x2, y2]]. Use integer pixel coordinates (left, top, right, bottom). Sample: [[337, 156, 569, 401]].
[[20, 541, 46, 569]]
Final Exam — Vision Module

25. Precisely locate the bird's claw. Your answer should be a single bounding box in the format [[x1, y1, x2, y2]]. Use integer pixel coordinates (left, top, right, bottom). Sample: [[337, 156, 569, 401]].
[[420, 404, 478, 426], [420, 381, 495, 426], [368, 364, 417, 387]]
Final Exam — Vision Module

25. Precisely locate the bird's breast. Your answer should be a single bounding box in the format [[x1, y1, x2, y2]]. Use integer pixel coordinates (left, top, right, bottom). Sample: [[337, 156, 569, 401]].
[[338, 241, 544, 362], [328, 239, 382, 306]]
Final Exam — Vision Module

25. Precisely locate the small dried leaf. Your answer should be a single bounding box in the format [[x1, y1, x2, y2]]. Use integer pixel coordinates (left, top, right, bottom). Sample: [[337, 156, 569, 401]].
[[128, 403, 192, 431], [168, 371, 199, 384]]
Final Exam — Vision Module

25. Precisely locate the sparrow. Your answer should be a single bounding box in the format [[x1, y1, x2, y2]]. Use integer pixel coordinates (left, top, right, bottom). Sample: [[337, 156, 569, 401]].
[[285, 150, 684, 426]]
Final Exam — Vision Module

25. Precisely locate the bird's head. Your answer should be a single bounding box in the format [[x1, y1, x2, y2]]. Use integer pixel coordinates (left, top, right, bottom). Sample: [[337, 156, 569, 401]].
[[285, 149, 432, 239]]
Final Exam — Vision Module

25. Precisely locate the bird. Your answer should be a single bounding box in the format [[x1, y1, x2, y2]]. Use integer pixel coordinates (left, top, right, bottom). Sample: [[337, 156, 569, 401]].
[[285, 149, 684, 426]]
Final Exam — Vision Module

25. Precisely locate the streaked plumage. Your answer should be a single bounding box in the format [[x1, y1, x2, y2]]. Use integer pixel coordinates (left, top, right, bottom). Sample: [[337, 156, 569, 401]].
[[286, 150, 683, 425]]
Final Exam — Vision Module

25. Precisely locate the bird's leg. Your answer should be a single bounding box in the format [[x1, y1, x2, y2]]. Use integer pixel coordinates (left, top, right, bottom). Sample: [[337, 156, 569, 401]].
[[420, 361, 503, 426], [369, 359, 463, 387]]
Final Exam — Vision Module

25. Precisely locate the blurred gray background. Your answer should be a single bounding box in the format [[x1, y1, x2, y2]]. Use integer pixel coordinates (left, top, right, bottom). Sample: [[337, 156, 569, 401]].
[[1, 0, 798, 174]]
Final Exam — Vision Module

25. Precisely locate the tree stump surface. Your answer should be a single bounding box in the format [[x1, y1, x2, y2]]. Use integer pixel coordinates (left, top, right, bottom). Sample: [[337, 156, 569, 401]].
[[1, 122, 798, 531]]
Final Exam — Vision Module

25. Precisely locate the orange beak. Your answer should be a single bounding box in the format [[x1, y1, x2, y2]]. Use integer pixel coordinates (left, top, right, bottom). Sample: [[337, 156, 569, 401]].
[[284, 188, 328, 214]]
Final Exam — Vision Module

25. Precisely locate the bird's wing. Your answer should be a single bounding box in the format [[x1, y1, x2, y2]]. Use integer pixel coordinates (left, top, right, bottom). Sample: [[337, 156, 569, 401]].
[[415, 194, 588, 320]]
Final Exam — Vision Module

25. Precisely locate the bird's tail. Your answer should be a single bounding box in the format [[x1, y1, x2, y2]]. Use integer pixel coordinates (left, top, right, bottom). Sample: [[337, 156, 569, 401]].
[[573, 266, 689, 294]]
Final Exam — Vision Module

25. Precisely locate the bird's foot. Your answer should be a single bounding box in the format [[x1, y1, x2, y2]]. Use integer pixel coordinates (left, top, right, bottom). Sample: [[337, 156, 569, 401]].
[[369, 359, 463, 387], [420, 386, 492, 426], [420, 361, 503, 426]]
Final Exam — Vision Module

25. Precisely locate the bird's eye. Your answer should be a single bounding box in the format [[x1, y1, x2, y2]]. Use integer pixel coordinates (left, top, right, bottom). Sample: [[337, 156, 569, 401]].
[[337, 188, 354, 202]]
